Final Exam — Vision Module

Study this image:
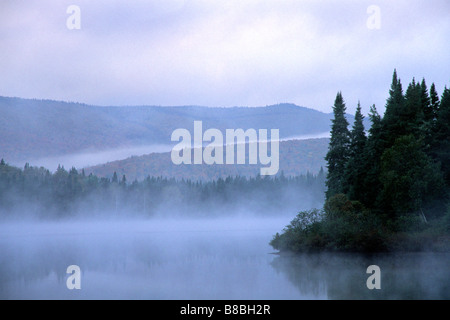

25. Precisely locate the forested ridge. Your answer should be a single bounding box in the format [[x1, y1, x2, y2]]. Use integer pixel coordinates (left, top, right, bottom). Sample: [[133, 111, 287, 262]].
[[85, 138, 329, 182], [0, 97, 340, 164], [271, 70, 450, 252]]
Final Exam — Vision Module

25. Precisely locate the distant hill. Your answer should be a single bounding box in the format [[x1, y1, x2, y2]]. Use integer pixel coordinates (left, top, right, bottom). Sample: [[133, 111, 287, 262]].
[[0, 96, 344, 164], [84, 138, 330, 181]]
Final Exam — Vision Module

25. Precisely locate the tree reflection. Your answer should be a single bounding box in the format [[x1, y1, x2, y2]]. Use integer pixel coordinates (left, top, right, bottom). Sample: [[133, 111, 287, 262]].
[[270, 252, 450, 300]]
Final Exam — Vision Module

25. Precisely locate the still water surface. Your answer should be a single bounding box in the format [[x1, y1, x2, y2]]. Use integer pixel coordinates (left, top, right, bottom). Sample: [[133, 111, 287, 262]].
[[0, 217, 448, 299]]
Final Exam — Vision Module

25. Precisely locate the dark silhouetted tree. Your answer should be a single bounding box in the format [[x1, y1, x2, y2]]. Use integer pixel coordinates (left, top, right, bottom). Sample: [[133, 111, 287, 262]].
[[382, 69, 406, 147], [429, 83, 440, 121], [431, 87, 450, 185], [359, 104, 384, 209], [325, 92, 350, 198], [379, 135, 445, 219], [344, 102, 367, 200], [112, 171, 118, 184]]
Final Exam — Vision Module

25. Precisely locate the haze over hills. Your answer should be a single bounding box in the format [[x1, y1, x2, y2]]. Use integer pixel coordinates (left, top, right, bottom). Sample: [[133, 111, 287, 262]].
[[0, 96, 364, 176], [84, 138, 330, 182]]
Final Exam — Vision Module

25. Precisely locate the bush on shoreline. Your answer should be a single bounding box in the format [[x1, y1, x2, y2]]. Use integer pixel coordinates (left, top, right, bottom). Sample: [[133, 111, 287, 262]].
[[270, 194, 450, 253]]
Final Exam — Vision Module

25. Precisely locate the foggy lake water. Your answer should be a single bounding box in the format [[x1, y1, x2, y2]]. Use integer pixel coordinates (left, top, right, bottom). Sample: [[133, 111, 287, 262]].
[[0, 216, 449, 300]]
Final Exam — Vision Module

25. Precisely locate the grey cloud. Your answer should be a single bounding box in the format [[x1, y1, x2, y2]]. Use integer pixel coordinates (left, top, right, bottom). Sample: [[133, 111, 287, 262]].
[[0, 0, 449, 115]]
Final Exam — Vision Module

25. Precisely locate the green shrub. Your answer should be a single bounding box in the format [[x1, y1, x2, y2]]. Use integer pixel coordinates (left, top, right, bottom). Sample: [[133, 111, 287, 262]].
[[270, 194, 388, 252]]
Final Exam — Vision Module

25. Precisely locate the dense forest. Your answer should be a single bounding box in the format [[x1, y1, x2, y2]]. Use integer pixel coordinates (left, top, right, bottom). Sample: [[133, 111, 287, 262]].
[[271, 70, 450, 252], [0, 160, 325, 219]]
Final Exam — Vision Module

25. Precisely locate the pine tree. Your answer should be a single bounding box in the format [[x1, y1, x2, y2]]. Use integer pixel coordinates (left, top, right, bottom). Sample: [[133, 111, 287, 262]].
[[344, 102, 367, 200], [325, 92, 350, 199]]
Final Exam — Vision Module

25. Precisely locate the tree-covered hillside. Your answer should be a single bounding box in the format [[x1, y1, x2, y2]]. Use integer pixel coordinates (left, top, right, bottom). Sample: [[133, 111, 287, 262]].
[[85, 138, 329, 181], [271, 70, 450, 252], [0, 97, 344, 163]]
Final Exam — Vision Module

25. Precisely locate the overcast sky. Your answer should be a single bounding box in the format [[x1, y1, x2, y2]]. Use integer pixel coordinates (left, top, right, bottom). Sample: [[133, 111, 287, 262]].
[[1, 0, 449, 115]]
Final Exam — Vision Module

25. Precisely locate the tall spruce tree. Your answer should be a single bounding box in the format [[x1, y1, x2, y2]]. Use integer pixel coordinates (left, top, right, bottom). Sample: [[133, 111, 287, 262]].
[[421, 79, 432, 123], [344, 102, 367, 200], [418, 79, 438, 155], [359, 104, 384, 209], [382, 69, 406, 147], [325, 92, 350, 199], [429, 83, 440, 121], [431, 87, 450, 185], [402, 77, 423, 137]]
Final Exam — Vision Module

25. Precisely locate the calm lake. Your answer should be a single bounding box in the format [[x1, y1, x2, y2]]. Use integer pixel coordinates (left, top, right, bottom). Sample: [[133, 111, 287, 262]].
[[0, 217, 448, 300]]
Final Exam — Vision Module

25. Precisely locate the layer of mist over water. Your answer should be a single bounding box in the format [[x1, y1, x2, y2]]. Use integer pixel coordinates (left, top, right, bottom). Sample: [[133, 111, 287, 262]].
[[1, 215, 448, 300], [0, 216, 306, 300]]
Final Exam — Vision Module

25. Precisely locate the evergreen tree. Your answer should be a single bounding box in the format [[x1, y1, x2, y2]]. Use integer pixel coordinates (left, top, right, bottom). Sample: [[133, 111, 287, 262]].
[[420, 80, 438, 154], [431, 87, 450, 185], [360, 104, 384, 209], [121, 174, 127, 186], [52, 165, 69, 212], [325, 92, 350, 198], [402, 77, 423, 137], [344, 102, 367, 200], [112, 171, 118, 183], [429, 83, 440, 121], [420, 79, 432, 123], [380, 135, 445, 219], [382, 69, 406, 147]]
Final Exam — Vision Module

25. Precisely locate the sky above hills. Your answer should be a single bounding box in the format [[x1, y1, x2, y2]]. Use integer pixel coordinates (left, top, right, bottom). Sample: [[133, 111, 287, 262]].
[[1, 0, 449, 115]]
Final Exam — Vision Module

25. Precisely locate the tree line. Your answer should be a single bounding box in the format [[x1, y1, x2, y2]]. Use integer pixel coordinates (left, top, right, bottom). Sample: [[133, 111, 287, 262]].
[[0, 159, 326, 219], [271, 70, 450, 252]]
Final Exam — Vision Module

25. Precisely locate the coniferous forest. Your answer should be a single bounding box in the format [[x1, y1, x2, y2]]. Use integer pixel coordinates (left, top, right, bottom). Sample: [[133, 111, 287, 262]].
[[271, 70, 450, 252], [0, 160, 325, 219]]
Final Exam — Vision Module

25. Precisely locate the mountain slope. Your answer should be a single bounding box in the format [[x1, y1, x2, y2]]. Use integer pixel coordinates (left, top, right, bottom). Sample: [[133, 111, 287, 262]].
[[85, 138, 330, 181], [0, 96, 338, 164]]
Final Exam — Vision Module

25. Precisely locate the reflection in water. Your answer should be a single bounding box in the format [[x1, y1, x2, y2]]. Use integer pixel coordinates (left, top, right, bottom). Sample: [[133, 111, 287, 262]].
[[0, 218, 305, 300], [0, 219, 448, 300], [270, 252, 450, 300]]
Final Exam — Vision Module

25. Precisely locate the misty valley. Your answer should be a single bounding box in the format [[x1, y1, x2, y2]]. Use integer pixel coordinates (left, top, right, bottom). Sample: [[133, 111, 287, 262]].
[[2, 0, 450, 305], [0, 161, 329, 299], [1, 71, 450, 300]]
